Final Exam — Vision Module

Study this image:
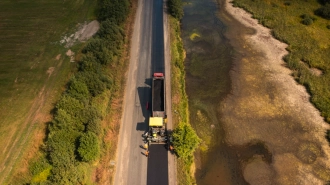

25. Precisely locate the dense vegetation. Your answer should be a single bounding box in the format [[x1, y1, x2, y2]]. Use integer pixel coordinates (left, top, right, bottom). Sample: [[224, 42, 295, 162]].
[[231, 0, 330, 138], [316, 3, 330, 19], [168, 0, 200, 184], [29, 0, 131, 184], [172, 123, 200, 163], [168, 0, 184, 20]]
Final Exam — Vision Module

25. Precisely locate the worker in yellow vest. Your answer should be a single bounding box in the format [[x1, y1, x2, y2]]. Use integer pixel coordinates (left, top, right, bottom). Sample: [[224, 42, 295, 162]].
[[144, 143, 148, 150]]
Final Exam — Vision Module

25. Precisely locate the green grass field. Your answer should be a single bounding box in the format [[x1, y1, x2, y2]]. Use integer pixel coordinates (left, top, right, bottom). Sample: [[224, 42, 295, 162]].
[[0, 0, 96, 183], [231, 0, 330, 123]]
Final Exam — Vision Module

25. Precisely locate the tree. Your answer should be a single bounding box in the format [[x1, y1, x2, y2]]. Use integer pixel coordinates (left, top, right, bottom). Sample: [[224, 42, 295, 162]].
[[172, 123, 200, 160], [75, 71, 111, 96], [67, 78, 90, 101], [86, 118, 102, 135], [78, 132, 100, 162], [47, 130, 80, 168]]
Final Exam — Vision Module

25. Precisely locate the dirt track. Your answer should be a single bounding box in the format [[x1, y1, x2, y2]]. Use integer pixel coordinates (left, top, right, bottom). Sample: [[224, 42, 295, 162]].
[[219, 0, 330, 184]]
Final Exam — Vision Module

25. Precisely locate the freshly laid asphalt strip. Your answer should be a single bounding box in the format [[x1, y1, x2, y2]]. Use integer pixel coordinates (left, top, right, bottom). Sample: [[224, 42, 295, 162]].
[[147, 144, 169, 185]]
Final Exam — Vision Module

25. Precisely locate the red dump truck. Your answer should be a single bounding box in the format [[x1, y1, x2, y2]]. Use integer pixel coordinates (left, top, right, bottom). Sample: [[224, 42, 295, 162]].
[[143, 73, 168, 143]]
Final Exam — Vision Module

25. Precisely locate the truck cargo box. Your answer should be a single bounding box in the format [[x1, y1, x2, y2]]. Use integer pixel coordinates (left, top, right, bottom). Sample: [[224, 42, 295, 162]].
[[152, 73, 165, 117]]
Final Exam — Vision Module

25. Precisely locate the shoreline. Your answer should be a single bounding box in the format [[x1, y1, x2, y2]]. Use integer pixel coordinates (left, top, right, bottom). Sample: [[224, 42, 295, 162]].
[[221, 0, 330, 184]]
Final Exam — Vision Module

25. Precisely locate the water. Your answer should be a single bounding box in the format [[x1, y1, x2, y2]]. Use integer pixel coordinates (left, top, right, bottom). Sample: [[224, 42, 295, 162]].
[[182, 0, 330, 184], [182, 0, 273, 184]]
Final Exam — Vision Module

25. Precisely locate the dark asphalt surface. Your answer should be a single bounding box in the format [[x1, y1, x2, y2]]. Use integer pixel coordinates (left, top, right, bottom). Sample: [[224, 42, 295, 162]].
[[114, 0, 168, 184], [147, 144, 169, 185], [151, 0, 165, 73], [148, 0, 168, 184]]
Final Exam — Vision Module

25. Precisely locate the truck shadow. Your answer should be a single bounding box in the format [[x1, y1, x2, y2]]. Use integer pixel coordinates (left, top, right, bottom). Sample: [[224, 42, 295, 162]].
[[136, 80, 152, 131]]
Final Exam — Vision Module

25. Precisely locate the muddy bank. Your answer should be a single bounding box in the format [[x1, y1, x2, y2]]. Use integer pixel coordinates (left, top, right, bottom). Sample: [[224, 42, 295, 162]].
[[182, 0, 330, 184], [219, 0, 330, 184]]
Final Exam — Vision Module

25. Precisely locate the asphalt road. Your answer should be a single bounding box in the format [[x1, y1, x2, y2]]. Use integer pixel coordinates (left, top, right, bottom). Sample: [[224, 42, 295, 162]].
[[113, 0, 171, 184], [147, 144, 169, 185]]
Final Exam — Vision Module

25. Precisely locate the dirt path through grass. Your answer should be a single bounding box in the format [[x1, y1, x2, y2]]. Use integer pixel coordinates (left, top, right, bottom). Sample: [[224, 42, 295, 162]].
[[0, 60, 61, 183]]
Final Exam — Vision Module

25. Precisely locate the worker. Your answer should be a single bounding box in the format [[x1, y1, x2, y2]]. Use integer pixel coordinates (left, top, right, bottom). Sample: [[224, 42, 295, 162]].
[[145, 150, 149, 157], [144, 143, 148, 150]]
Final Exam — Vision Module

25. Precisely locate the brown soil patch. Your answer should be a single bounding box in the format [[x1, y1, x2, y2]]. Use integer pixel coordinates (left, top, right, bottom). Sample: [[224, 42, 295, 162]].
[[46, 67, 55, 78], [221, 0, 330, 184]]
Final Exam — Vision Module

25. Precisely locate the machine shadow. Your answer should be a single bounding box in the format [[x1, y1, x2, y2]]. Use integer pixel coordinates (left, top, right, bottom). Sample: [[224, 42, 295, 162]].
[[136, 122, 147, 131]]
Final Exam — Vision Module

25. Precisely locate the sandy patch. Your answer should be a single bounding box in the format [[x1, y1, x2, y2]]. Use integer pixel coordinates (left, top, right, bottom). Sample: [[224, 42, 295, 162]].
[[55, 54, 61, 60], [78, 20, 100, 41], [66, 49, 75, 62], [222, 0, 330, 183], [60, 20, 100, 48], [310, 68, 323, 76], [299, 61, 323, 76]]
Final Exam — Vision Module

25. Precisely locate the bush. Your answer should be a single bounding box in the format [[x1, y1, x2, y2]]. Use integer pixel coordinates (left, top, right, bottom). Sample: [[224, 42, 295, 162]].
[[302, 17, 314, 25], [284, 1, 291, 6], [79, 56, 103, 72], [98, 0, 131, 24], [56, 95, 85, 117], [172, 123, 200, 161], [49, 165, 83, 184], [320, 0, 330, 5], [53, 109, 83, 131], [97, 19, 125, 40], [67, 78, 90, 101], [86, 118, 102, 135], [78, 132, 100, 162], [47, 130, 81, 168], [168, 0, 184, 20], [315, 3, 330, 19], [75, 71, 111, 96], [30, 155, 52, 183], [327, 25, 330, 29]]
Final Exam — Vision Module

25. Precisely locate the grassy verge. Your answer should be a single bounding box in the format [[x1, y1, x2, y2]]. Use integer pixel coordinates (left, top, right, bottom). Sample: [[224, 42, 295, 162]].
[[94, 0, 138, 183], [231, 0, 330, 125], [169, 14, 199, 185]]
